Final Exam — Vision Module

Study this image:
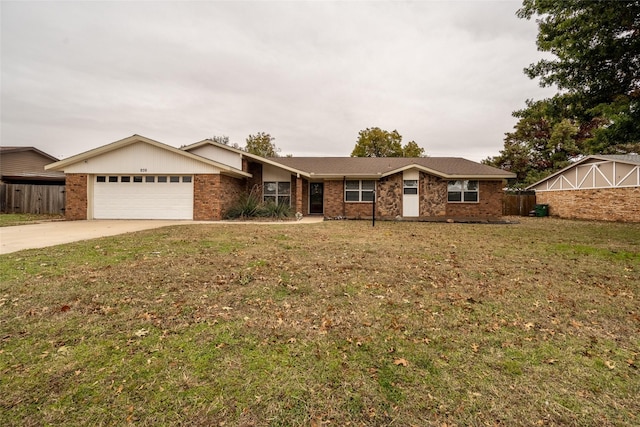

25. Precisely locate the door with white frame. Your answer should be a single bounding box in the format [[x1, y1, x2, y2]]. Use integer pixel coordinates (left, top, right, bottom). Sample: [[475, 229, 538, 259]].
[[402, 170, 419, 217]]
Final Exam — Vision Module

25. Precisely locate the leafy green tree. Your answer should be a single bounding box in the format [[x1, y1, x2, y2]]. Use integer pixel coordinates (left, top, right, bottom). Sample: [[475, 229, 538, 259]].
[[484, 98, 597, 187], [488, 1, 640, 186], [519, 0, 640, 150], [245, 132, 280, 157], [351, 127, 425, 157], [402, 140, 425, 157]]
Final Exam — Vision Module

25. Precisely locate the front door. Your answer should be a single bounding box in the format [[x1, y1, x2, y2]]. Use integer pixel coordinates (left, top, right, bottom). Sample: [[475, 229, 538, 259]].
[[402, 170, 419, 217], [309, 182, 324, 214]]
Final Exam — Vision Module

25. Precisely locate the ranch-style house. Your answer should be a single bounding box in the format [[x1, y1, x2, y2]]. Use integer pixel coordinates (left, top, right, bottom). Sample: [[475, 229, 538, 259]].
[[46, 135, 515, 221]]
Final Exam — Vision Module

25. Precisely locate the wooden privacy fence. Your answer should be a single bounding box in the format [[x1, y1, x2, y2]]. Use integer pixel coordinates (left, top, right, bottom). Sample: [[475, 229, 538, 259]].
[[503, 191, 537, 216], [0, 184, 66, 214]]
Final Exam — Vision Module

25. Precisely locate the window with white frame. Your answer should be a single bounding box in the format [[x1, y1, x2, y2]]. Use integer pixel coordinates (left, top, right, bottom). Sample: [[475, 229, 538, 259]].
[[345, 180, 375, 202], [403, 180, 418, 195], [448, 180, 478, 202], [264, 181, 291, 205]]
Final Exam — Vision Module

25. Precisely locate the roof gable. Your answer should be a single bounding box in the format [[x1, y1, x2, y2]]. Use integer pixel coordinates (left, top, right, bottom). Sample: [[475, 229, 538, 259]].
[[45, 135, 250, 178], [526, 154, 640, 190]]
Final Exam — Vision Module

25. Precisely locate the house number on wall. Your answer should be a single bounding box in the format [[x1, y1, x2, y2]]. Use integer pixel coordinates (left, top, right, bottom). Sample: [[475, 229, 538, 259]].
[[140, 168, 147, 172]]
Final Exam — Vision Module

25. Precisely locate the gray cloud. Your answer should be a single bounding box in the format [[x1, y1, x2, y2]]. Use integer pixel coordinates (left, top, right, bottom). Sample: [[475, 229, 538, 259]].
[[1, 0, 555, 161]]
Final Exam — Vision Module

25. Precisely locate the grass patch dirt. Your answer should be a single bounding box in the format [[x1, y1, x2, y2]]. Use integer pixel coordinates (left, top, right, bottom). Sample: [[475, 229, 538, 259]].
[[0, 213, 64, 227], [1, 218, 639, 426]]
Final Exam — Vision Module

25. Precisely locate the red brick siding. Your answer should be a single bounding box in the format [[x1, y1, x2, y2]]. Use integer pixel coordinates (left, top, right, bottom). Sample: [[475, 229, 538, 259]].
[[445, 181, 504, 218], [219, 174, 245, 219], [324, 180, 346, 218], [65, 174, 87, 220], [193, 175, 218, 220], [536, 187, 640, 222], [292, 176, 303, 213], [301, 178, 309, 215], [193, 174, 244, 220], [322, 175, 505, 220]]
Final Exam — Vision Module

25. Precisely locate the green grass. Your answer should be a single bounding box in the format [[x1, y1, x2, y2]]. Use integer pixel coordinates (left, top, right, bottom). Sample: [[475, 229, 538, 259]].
[[1, 218, 639, 426], [0, 213, 64, 227]]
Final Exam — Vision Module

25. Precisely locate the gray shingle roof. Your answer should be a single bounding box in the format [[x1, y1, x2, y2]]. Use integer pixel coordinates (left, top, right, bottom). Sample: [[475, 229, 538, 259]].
[[597, 154, 640, 164], [267, 157, 514, 179]]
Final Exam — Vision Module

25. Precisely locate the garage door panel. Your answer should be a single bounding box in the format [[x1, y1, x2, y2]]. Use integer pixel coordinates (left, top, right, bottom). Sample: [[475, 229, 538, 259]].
[[94, 176, 193, 219]]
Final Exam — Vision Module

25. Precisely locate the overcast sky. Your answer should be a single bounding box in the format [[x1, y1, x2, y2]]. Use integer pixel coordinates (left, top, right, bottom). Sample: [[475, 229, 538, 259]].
[[1, 0, 556, 162]]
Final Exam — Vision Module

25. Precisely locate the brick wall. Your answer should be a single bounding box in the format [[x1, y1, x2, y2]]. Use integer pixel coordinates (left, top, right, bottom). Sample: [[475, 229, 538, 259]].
[[536, 187, 640, 222], [301, 178, 309, 215], [65, 173, 87, 220], [322, 175, 506, 220], [324, 180, 346, 218], [193, 174, 218, 220], [445, 180, 504, 218], [193, 174, 245, 220], [219, 174, 245, 219]]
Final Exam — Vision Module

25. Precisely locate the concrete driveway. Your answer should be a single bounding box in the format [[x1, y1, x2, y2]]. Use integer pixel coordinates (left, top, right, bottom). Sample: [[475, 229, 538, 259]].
[[0, 220, 200, 255], [0, 217, 324, 255]]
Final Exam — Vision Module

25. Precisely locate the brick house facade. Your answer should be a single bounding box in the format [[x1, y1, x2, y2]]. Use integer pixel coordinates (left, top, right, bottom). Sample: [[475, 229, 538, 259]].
[[536, 188, 640, 222], [527, 155, 640, 223], [47, 135, 514, 221]]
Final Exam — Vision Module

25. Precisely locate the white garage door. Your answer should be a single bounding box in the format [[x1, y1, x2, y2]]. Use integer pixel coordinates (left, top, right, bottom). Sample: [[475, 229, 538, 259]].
[[93, 175, 193, 219]]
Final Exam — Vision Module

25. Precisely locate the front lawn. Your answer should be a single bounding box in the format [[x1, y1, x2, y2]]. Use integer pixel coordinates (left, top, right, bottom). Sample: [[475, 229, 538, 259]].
[[1, 218, 638, 426], [0, 213, 64, 227]]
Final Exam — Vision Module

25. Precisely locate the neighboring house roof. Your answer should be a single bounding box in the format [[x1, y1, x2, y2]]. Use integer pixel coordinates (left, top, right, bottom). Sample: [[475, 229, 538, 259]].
[[268, 157, 516, 180], [45, 134, 251, 178], [526, 154, 640, 190], [0, 146, 59, 162], [0, 146, 66, 181], [595, 154, 640, 164]]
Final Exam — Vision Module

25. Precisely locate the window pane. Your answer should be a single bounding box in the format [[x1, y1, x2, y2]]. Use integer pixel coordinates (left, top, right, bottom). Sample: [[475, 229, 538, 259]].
[[133, 176, 143, 183], [345, 191, 360, 201], [345, 180, 359, 190], [182, 176, 192, 183], [404, 187, 418, 195], [466, 180, 478, 191], [108, 176, 118, 183], [96, 176, 106, 183], [448, 180, 462, 191], [464, 192, 478, 202], [278, 182, 290, 195], [361, 180, 375, 190], [278, 196, 290, 206], [264, 195, 276, 204], [145, 176, 155, 183], [170, 176, 180, 183], [157, 176, 168, 183], [448, 192, 462, 202], [403, 180, 418, 188], [264, 182, 277, 194], [121, 176, 131, 183], [361, 190, 374, 202]]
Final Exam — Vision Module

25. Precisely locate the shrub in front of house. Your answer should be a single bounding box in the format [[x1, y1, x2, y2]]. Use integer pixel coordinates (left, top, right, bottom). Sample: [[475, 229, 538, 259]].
[[225, 191, 294, 220]]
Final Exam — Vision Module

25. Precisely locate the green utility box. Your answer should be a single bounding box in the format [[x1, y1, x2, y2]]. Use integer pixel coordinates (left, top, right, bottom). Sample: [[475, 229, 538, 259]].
[[534, 204, 549, 217]]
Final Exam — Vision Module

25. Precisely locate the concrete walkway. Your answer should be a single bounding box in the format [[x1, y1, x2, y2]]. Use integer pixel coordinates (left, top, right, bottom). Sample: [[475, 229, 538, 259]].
[[0, 217, 324, 255]]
